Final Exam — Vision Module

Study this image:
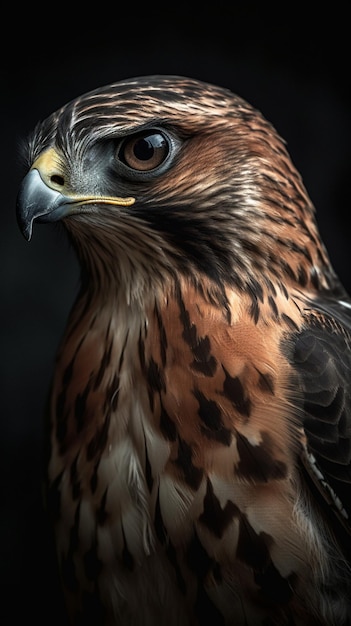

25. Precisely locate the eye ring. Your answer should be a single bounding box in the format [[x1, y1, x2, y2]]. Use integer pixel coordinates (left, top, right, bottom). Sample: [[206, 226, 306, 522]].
[[118, 130, 170, 172]]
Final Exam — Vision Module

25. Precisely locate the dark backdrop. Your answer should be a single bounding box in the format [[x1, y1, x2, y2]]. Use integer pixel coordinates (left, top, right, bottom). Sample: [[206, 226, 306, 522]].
[[1, 6, 350, 623]]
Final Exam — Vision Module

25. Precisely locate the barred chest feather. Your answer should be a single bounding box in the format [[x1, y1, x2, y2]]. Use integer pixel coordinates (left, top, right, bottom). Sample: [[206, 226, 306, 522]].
[[46, 278, 341, 626]]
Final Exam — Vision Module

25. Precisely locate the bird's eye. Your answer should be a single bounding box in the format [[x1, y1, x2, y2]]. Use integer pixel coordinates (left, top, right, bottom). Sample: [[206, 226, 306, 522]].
[[118, 130, 170, 172]]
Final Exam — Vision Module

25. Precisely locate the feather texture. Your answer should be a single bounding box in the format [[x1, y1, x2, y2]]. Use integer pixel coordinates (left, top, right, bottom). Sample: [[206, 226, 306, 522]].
[[17, 75, 351, 625]]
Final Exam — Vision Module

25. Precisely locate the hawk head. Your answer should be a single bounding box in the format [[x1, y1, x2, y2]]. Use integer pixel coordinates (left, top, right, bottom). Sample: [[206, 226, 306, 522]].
[[17, 75, 338, 299]]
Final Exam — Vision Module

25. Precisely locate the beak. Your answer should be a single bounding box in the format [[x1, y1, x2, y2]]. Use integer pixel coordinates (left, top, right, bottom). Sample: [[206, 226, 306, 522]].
[[16, 147, 135, 241], [17, 168, 72, 241]]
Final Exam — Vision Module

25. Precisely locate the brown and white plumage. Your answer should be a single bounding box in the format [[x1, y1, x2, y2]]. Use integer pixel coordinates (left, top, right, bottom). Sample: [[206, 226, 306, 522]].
[[17, 75, 351, 625]]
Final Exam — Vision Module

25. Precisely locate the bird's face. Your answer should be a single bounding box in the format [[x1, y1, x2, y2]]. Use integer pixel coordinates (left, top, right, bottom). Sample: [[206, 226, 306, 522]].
[[17, 75, 331, 293]]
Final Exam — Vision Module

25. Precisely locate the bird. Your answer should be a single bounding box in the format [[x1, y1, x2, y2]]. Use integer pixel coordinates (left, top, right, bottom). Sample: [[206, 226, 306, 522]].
[[16, 74, 351, 626]]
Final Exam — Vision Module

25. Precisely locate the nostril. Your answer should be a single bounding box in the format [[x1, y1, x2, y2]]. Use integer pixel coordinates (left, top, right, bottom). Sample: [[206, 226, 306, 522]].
[[51, 174, 64, 186]]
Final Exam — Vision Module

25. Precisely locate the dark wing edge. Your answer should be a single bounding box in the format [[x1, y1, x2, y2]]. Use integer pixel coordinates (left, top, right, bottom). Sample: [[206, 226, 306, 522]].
[[289, 297, 351, 557]]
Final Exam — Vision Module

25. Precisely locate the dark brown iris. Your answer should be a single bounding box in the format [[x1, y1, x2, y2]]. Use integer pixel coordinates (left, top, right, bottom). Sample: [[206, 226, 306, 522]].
[[119, 131, 169, 171]]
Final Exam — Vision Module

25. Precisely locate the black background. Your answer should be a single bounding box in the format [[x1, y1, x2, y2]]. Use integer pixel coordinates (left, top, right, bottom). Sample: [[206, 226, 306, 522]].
[[2, 5, 350, 623]]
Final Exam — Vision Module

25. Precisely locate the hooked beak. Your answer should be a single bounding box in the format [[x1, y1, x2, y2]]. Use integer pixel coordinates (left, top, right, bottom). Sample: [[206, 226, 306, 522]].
[[16, 148, 135, 241]]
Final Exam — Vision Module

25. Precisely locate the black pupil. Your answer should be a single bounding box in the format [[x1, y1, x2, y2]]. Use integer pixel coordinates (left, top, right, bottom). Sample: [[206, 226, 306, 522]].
[[134, 135, 165, 160]]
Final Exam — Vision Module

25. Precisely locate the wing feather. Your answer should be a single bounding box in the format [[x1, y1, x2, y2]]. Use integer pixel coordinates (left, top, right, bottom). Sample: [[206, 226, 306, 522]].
[[291, 296, 351, 545]]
